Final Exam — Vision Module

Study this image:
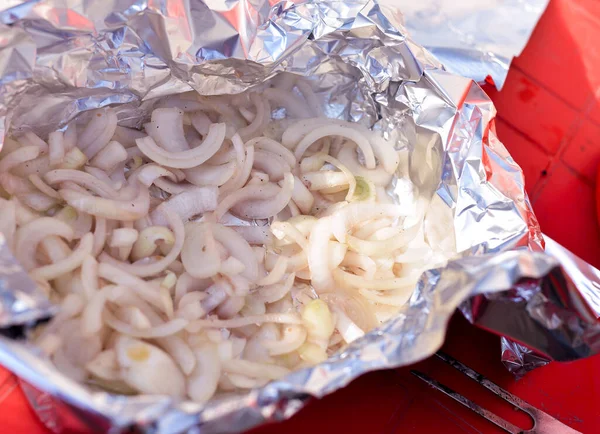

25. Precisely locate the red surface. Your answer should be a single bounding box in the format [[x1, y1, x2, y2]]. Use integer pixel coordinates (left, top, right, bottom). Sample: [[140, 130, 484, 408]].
[[2, 0, 600, 432]]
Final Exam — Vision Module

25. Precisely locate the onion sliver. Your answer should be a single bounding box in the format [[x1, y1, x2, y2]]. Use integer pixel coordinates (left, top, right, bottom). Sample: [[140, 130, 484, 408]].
[[15, 217, 74, 270], [332, 268, 419, 291], [231, 173, 294, 220], [59, 183, 149, 221], [211, 223, 258, 282], [215, 183, 279, 220], [186, 313, 301, 333], [105, 310, 187, 338], [294, 125, 376, 169], [183, 161, 236, 187], [135, 123, 226, 168], [45, 169, 120, 198], [307, 217, 333, 292], [246, 136, 296, 167], [31, 233, 94, 281], [346, 223, 420, 257], [330, 203, 407, 243], [0, 146, 40, 173], [99, 206, 183, 277], [98, 262, 168, 313], [145, 108, 189, 152], [151, 186, 217, 226], [181, 222, 221, 279]]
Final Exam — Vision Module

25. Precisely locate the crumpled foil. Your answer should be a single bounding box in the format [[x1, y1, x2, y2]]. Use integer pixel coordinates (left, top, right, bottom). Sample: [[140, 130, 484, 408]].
[[392, 0, 550, 88], [0, 0, 597, 433]]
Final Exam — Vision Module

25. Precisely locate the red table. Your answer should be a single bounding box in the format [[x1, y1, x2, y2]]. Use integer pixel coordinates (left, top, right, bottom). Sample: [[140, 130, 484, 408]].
[[2, 0, 600, 432]]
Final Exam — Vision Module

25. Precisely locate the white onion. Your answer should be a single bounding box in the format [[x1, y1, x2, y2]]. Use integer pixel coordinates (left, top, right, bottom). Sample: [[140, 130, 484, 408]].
[[211, 223, 259, 282], [59, 182, 150, 221], [151, 186, 218, 226], [45, 169, 120, 198], [135, 123, 226, 168], [15, 217, 74, 270], [181, 222, 221, 279], [294, 125, 376, 169], [27, 174, 61, 199], [231, 173, 294, 220], [90, 140, 127, 171], [18, 132, 48, 152], [79, 109, 118, 159], [183, 161, 236, 187], [0, 146, 41, 173], [219, 137, 254, 195], [252, 150, 290, 181], [187, 344, 221, 403], [186, 313, 301, 332], [31, 233, 93, 281], [144, 108, 189, 152]]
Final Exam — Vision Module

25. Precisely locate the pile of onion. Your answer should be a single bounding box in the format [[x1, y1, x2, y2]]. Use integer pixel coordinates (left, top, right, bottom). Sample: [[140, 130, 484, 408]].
[[0, 75, 451, 402]]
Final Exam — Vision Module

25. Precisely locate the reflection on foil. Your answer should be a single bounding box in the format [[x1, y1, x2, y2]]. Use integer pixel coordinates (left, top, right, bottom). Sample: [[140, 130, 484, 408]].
[[392, 0, 550, 88], [0, 1, 595, 433]]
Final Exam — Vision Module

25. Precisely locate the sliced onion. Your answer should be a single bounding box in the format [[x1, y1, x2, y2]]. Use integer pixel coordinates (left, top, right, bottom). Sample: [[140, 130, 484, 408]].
[[346, 223, 420, 257], [215, 183, 279, 220], [330, 203, 407, 243], [31, 233, 93, 281], [113, 126, 146, 148], [252, 150, 290, 181], [144, 108, 189, 152], [229, 225, 273, 246], [135, 123, 226, 168], [59, 181, 149, 221], [181, 222, 221, 279], [294, 125, 375, 169], [0, 146, 40, 173], [100, 206, 183, 277], [307, 217, 333, 292], [187, 343, 220, 403], [211, 223, 258, 282], [151, 186, 217, 226], [45, 169, 120, 198], [131, 226, 175, 261], [186, 313, 301, 333], [109, 227, 138, 248], [231, 173, 294, 220], [27, 174, 61, 199], [183, 161, 236, 187], [258, 256, 288, 286], [337, 145, 393, 186], [219, 138, 254, 195], [79, 109, 118, 159], [18, 132, 48, 152], [92, 217, 107, 256], [98, 262, 168, 313], [262, 324, 307, 356], [15, 217, 74, 270], [246, 136, 296, 167], [90, 140, 127, 171], [135, 164, 177, 187], [256, 273, 295, 303], [237, 93, 269, 140], [332, 268, 419, 291]]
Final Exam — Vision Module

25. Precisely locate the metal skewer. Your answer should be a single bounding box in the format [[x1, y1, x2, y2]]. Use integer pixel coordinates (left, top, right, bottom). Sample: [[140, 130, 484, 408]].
[[411, 352, 581, 434]]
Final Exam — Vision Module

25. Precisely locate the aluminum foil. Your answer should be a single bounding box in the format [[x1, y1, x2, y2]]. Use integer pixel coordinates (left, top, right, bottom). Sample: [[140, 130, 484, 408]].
[[392, 0, 550, 88], [0, 0, 597, 433]]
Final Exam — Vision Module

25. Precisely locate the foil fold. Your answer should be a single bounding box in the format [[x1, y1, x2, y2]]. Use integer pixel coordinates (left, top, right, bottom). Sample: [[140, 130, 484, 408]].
[[0, 1, 596, 433]]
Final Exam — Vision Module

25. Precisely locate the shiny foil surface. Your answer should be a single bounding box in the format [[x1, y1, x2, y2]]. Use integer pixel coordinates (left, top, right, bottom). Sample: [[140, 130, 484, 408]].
[[392, 0, 549, 88], [0, 1, 597, 433]]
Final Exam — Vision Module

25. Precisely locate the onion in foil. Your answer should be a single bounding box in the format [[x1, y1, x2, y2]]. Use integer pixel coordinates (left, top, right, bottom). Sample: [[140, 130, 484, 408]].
[[0, 76, 454, 403]]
